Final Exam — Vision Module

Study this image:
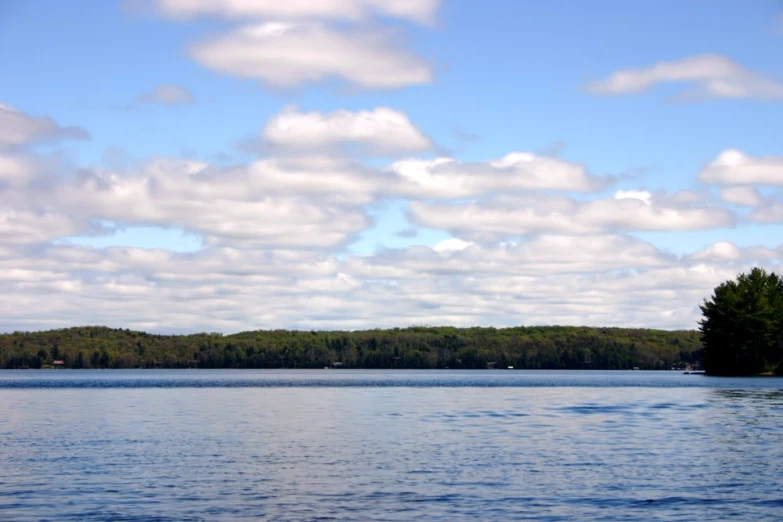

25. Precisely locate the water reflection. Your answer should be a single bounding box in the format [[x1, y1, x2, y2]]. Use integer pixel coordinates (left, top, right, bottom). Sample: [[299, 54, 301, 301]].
[[0, 375, 781, 521], [1, 369, 782, 389], [711, 388, 783, 403]]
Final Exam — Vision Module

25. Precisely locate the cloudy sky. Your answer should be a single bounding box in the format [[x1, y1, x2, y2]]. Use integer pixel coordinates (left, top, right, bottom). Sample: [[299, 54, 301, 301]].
[[1, 0, 782, 333]]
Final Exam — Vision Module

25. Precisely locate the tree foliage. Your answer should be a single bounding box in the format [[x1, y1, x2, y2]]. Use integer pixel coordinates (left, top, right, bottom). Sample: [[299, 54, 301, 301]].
[[700, 267, 783, 375], [0, 325, 702, 370]]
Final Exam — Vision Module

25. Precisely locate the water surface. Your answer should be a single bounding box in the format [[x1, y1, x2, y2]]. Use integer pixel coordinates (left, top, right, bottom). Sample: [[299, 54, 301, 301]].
[[1, 370, 781, 521]]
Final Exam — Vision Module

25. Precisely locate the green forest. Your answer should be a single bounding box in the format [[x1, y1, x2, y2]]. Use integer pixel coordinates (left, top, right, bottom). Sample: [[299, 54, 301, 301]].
[[0, 326, 702, 370]]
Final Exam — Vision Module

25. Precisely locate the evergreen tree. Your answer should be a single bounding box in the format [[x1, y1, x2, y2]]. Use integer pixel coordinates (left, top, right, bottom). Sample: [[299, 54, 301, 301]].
[[700, 267, 783, 375]]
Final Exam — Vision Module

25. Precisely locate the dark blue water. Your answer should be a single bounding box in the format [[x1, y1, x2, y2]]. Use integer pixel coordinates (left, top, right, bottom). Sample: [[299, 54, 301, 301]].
[[1, 370, 781, 521]]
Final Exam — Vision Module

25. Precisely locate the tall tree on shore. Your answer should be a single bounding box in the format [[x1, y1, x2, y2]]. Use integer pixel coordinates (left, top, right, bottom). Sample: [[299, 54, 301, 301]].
[[700, 268, 783, 375]]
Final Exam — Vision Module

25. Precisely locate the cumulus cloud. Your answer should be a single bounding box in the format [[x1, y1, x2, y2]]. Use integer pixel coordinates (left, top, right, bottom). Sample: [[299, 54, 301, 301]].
[[262, 106, 432, 154], [189, 23, 432, 88], [614, 189, 652, 205], [718, 186, 764, 207], [60, 160, 371, 248], [258, 107, 598, 194], [700, 149, 783, 185], [388, 153, 604, 197], [689, 241, 779, 263], [194, 139, 607, 203], [0, 157, 372, 248], [0, 133, 627, 251], [2, 135, 733, 251], [432, 238, 473, 253], [0, 153, 35, 186], [408, 192, 735, 240], [0, 210, 82, 245], [0, 103, 89, 149], [586, 54, 783, 100], [244, 156, 384, 204], [155, 0, 440, 24], [137, 84, 196, 106], [237, 149, 606, 201], [1, 99, 768, 332], [350, 234, 671, 278], [1, 237, 779, 332], [749, 205, 783, 224], [248, 149, 606, 200]]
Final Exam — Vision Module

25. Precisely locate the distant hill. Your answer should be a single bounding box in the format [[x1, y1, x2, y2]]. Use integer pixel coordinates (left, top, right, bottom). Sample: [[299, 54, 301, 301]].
[[0, 326, 702, 370]]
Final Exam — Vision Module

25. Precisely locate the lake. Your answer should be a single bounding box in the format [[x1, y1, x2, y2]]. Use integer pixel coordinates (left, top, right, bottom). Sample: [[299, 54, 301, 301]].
[[1, 370, 781, 521]]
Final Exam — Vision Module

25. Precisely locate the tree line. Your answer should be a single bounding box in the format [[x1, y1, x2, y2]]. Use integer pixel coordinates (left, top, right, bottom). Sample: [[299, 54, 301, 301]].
[[0, 325, 702, 370]]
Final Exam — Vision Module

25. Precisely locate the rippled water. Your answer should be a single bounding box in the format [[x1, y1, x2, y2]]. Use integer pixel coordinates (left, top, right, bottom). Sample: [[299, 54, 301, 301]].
[[1, 371, 781, 521]]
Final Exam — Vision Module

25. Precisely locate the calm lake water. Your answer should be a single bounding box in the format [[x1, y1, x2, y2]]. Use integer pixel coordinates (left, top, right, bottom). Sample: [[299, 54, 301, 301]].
[[1, 370, 781, 521]]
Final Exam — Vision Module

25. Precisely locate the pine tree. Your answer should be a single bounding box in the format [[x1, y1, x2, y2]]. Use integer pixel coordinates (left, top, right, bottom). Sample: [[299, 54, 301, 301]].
[[700, 268, 783, 375]]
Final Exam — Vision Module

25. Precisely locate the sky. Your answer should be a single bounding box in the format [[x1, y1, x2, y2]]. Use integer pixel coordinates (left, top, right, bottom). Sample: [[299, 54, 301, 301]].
[[1, 0, 783, 333]]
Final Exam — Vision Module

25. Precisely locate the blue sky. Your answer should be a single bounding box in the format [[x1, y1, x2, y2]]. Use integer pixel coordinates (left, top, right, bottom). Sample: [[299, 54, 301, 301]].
[[1, 0, 782, 332]]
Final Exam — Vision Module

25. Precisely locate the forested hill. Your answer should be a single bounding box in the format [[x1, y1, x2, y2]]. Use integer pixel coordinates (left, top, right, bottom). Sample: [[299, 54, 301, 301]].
[[0, 326, 702, 370]]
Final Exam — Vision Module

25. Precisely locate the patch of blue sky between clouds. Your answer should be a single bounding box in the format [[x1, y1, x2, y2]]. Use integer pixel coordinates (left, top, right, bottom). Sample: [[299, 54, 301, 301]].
[[346, 200, 450, 255], [58, 225, 203, 253]]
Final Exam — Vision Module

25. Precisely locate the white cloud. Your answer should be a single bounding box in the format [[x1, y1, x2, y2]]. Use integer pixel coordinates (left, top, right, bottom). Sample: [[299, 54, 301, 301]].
[[0, 153, 35, 186], [614, 190, 652, 205], [234, 149, 605, 202], [0, 143, 753, 331], [262, 107, 432, 154], [718, 186, 764, 206], [432, 238, 473, 253], [60, 161, 371, 248], [0, 210, 82, 245], [0, 103, 89, 149], [0, 157, 372, 249], [1, 101, 773, 332], [350, 234, 671, 278], [749, 205, 783, 224], [137, 84, 196, 106], [690, 242, 743, 262], [0, 141, 625, 250], [408, 192, 735, 240], [586, 54, 783, 100], [0, 153, 717, 249], [200, 133, 605, 203], [155, 0, 440, 24], [388, 153, 604, 197], [700, 149, 783, 185], [245, 156, 383, 204], [189, 23, 432, 88], [689, 241, 779, 263], [1, 238, 779, 332], [235, 149, 606, 201]]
